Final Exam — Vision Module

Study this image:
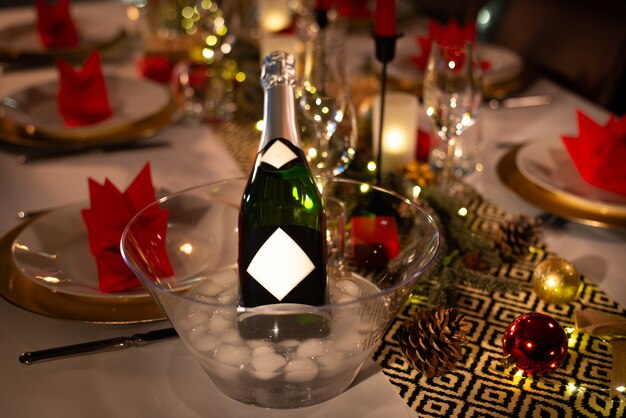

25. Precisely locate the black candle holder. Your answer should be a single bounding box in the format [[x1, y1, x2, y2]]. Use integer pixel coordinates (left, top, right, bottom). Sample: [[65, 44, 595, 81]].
[[314, 8, 329, 30], [373, 33, 403, 184]]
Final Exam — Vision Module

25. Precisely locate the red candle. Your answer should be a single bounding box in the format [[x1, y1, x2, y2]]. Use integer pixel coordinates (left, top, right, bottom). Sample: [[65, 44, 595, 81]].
[[374, 0, 396, 36]]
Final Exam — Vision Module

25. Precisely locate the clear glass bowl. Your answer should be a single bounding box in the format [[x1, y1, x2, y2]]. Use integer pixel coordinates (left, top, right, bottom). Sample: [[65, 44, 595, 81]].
[[121, 178, 439, 409]]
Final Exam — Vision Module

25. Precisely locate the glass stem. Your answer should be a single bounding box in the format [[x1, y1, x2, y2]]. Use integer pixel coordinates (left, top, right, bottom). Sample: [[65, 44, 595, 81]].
[[442, 136, 456, 192]]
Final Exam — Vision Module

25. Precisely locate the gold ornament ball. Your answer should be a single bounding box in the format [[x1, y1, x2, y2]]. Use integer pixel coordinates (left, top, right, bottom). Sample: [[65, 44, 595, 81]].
[[532, 258, 581, 304]]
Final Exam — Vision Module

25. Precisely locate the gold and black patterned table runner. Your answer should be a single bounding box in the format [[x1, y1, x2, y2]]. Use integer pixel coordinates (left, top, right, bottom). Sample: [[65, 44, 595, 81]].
[[373, 190, 626, 417]]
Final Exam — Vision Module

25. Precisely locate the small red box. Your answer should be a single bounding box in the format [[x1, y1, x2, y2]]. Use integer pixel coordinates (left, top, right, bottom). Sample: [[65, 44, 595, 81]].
[[350, 216, 400, 270]]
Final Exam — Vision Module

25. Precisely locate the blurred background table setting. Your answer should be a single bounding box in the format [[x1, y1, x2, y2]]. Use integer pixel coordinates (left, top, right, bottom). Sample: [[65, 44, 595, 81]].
[[0, 0, 625, 416]]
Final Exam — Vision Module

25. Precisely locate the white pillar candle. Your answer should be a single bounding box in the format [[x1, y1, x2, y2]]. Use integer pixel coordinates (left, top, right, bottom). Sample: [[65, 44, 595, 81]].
[[371, 92, 419, 173], [257, 0, 291, 33]]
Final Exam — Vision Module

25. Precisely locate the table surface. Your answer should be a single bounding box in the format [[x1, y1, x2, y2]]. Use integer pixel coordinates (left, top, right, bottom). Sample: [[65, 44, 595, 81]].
[[1, 2, 625, 417]]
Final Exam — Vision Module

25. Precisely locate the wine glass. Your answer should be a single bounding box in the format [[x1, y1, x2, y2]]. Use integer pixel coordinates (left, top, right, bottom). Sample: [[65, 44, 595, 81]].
[[296, 36, 358, 186], [422, 40, 481, 192]]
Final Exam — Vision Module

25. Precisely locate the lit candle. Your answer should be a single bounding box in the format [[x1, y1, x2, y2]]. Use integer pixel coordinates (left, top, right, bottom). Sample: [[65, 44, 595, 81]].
[[374, 0, 396, 36], [372, 92, 419, 172], [257, 0, 292, 33]]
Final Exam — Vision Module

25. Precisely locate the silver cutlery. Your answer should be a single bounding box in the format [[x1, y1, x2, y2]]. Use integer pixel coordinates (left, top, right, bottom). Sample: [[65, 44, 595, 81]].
[[16, 140, 171, 164], [17, 208, 51, 220], [19, 328, 178, 364], [488, 95, 552, 110]]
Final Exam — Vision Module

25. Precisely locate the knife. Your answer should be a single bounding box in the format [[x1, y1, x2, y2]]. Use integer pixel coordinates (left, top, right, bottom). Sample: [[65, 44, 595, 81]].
[[488, 95, 552, 110], [19, 328, 178, 365]]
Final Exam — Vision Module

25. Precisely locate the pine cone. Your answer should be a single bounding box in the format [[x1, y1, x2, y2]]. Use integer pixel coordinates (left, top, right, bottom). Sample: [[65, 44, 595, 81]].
[[397, 306, 469, 378], [494, 215, 541, 262]]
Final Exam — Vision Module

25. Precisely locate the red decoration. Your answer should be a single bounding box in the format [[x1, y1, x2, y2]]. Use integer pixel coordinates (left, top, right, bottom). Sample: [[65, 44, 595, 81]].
[[351, 216, 399, 270], [411, 19, 491, 71], [374, 0, 396, 36], [315, 0, 334, 11], [187, 63, 211, 91], [137, 55, 174, 84], [81, 163, 174, 292], [561, 111, 626, 196], [335, 0, 371, 18], [415, 128, 432, 162], [56, 51, 112, 126], [35, 0, 79, 48], [502, 312, 568, 376]]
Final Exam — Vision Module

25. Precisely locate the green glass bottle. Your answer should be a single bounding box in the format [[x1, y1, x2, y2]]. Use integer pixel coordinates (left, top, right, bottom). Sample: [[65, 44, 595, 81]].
[[237, 51, 328, 340]]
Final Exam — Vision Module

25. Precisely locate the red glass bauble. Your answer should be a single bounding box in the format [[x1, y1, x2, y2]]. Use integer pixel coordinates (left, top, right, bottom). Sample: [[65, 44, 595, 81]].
[[502, 312, 567, 376]]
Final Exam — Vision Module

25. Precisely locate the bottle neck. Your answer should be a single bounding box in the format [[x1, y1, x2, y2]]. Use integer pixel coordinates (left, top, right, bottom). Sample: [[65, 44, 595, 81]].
[[260, 84, 302, 150]]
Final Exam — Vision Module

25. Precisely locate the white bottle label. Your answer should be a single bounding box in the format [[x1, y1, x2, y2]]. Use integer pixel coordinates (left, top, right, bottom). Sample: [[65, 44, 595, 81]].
[[246, 227, 315, 301]]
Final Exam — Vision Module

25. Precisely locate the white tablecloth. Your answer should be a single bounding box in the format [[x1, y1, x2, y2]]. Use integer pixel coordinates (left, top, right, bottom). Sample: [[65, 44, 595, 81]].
[[0, 2, 624, 417]]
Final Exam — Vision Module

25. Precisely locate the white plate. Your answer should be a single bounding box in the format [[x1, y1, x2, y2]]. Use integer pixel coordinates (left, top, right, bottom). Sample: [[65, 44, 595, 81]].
[[379, 35, 523, 86], [516, 137, 626, 214], [11, 203, 150, 301], [0, 5, 125, 59], [0, 75, 171, 140]]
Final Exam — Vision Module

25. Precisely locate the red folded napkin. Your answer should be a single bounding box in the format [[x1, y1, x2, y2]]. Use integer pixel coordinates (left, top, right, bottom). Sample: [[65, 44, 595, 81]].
[[351, 216, 399, 270], [81, 163, 174, 293], [411, 19, 491, 71], [561, 111, 626, 196], [56, 51, 112, 127], [35, 0, 79, 49]]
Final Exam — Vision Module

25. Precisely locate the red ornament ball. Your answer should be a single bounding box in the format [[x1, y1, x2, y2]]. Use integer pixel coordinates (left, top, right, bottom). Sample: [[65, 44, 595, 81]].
[[502, 312, 567, 376]]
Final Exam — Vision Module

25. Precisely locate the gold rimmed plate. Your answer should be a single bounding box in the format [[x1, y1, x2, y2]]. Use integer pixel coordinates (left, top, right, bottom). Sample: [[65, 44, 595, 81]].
[[497, 145, 626, 229], [516, 137, 626, 215], [0, 76, 176, 149], [11, 203, 153, 304], [0, 218, 165, 324], [0, 5, 126, 62]]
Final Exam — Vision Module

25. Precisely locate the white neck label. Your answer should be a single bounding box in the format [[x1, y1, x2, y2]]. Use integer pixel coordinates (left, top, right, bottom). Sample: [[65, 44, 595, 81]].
[[260, 140, 298, 169]]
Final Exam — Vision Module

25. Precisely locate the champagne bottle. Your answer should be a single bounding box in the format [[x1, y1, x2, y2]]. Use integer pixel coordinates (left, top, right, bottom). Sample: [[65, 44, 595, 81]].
[[237, 51, 328, 340]]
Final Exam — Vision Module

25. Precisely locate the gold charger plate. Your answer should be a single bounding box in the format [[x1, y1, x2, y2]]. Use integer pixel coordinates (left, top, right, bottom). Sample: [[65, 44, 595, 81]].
[[497, 146, 626, 229], [0, 218, 165, 324]]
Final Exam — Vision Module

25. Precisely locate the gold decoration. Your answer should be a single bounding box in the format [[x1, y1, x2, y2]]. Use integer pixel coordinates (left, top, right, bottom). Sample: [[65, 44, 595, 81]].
[[397, 306, 469, 377], [494, 214, 541, 261], [402, 160, 436, 188], [576, 309, 626, 399], [532, 257, 581, 304]]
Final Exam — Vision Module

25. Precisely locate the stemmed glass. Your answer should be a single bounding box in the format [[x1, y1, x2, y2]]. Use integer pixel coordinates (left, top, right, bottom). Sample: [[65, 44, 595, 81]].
[[422, 40, 481, 192], [296, 36, 358, 186]]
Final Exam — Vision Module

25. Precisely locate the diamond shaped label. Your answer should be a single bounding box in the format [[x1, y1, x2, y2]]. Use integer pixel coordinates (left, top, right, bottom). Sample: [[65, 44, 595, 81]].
[[246, 227, 315, 301], [260, 140, 298, 169]]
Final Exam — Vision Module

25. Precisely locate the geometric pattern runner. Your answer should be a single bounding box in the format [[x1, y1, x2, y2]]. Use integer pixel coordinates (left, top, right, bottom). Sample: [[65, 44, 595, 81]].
[[372, 190, 626, 417]]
